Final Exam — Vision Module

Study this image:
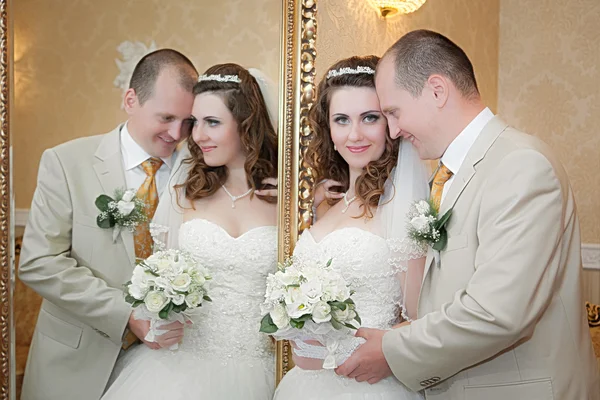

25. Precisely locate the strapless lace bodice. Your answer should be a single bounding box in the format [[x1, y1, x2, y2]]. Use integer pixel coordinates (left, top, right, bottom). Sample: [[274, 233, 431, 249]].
[[292, 228, 404, 364], [174, 219, 277, 366]]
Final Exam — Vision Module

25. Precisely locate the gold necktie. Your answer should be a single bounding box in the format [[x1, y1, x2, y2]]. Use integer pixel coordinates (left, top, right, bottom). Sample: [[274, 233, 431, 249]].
[[430, 163, 453, 210], [134, 157, 163, 259]]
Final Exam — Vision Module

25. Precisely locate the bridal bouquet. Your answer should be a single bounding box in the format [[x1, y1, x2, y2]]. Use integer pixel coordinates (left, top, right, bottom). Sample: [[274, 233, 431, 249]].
[[260, 258, 360, 368], [125, 249, 212, 349]]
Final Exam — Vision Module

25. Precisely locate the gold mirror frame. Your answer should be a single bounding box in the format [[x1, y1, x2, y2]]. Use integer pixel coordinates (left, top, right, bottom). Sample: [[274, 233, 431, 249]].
[[0, 0, 307, 396], [276, 0, 318, 382]]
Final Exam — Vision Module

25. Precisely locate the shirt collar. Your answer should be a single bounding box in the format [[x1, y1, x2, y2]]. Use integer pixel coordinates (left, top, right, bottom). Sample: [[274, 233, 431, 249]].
[[120, 123, 175, 171], [441, 107, 494, 174]]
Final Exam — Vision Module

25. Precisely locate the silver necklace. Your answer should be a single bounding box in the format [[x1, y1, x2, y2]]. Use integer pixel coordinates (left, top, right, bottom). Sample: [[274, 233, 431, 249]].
[[342, 192, 357, 213], [221, 185, 253, 208]]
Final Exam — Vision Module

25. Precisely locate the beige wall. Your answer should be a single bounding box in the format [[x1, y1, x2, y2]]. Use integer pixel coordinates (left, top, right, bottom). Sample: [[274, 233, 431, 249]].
[[13, 0, 281, 209], [498, 0, 600, 246], [499, 0, 600, 304], [316, 0, 500, 111]]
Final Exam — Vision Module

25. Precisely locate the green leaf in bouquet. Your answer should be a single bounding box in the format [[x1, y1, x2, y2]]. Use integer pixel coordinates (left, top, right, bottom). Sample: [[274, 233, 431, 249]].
[[259, 314, 279, 333], [325, 259, 333, 267], [436, 209, 453, 229], [95, 194, 113, 212], [286, 284, 300, 288], [125, 294, 137, 304], [131, 300, 144, 308], [296, 314, 312, 322], [329, 301, 347, 311], [344, 322, 358, 330], [290, 319, 306, 329], [344, 298, 355, 305], [96, 215, 114, 229], [330, 318, 344, 330], [203, 295, 212, 302], [433, 229, 448, 252], [158, 302, 174, 319], [354, 313, 362, 325]]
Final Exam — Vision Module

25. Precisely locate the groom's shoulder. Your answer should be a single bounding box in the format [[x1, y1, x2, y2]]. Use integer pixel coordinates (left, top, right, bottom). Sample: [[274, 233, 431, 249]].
[[50, 125, 121, 160]]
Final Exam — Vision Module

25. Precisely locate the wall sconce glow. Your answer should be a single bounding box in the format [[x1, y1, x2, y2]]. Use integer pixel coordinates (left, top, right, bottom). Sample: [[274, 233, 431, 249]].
[[367, 0, 427, 18]]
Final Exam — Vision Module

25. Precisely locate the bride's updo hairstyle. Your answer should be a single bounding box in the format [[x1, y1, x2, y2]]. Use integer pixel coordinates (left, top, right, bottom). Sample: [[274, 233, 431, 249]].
[[306, 55, 400, 218], [180, 63, 278, 204]]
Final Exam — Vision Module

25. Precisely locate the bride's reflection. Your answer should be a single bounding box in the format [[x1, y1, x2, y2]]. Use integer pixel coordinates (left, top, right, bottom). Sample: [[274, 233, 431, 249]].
[[102, 63, 279, 399]]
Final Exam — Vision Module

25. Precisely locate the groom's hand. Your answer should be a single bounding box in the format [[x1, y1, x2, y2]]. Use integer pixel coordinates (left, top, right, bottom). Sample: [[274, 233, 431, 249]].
[[335, 328, 392, 384], [128, 314, 161, 350]]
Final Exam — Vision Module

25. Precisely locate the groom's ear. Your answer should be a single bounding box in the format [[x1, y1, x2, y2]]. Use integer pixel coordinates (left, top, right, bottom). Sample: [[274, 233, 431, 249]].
[[426, 75, 449, 108], [123, 88, 139, 115]]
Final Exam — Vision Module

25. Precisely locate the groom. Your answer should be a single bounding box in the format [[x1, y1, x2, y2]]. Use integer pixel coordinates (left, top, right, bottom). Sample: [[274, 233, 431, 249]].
[[337, 30, 600, 399], [18, 49, 198, 400]]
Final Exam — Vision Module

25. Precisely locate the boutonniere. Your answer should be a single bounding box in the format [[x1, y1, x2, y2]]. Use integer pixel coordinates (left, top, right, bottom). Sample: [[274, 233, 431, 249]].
[[95, 188, 148, 242], [406, 200, 453, 251]]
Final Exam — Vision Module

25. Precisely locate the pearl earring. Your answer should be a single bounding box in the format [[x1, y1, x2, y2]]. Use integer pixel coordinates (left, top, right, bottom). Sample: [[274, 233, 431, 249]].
[[334, 144, 337, 151]]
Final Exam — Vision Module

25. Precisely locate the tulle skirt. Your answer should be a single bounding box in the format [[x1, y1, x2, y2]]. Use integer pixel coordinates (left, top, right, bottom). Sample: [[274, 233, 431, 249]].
[[273, 367, 424, 400], [102, 344, 275, 400]]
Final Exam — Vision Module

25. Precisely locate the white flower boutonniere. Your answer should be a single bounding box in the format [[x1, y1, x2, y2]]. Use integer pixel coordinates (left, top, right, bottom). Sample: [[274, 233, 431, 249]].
[[95, 188, 148, 242], [407, 200, 453, 252]]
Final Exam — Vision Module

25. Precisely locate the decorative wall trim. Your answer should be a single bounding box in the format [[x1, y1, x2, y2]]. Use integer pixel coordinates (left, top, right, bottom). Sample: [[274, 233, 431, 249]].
[[14, 209, 27, 228], [583, 243, 600, 271]]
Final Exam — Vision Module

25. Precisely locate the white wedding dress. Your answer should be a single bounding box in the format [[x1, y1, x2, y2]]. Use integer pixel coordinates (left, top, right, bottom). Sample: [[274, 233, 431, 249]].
[[273, 228, 424, 400], [102, 219, 277, 400]]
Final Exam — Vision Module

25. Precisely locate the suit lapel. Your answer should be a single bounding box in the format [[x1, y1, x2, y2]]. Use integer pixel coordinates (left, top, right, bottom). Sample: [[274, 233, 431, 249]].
[[420, 117, 509, 283], [93, 125, 136, 264]]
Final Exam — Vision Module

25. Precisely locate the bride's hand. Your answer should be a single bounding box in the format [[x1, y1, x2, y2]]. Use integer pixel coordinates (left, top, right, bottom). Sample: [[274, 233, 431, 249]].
[[155, 321, 186, 348], [255, 177, 278, 197], [128, 313, 160, 350], [313, 179, 344, 209]]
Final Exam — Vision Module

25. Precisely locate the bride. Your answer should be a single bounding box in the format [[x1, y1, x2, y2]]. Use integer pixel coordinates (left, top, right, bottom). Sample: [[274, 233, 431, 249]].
[[102, 63, 279, 400], [273, 55, 429, 399]]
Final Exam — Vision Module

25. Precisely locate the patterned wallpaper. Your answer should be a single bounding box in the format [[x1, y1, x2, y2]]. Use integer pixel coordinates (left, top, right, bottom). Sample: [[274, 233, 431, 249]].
[[315, 0, 500, 111], [498, 0, 600, 244], [13, 0, 281, 208]]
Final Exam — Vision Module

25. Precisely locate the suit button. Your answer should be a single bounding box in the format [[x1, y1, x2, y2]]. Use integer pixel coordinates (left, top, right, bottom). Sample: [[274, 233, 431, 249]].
[[420, 381, 428, 387], [432, 377, 440, 382]]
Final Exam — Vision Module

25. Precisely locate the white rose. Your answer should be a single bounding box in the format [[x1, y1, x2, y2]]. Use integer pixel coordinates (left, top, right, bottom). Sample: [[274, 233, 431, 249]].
[[171, 273, 192, 292], [410, 215, 430, 234], [270, 303, 291, 329], [332, 306, 350, 322], [311, 301, 332, 323], [415, 200, 431, 215], [116, 200, 135, 216], [275, 270, 298, 287], [144, 291, 169, 313], [192, 273, 206, 286], [121, 189, 136, 203], [185, 291, 203, 308], [131, 266, 155, 288], [300, 280, 323, 304], [128, 283, 148, 300], [153, 276, 170, 289]]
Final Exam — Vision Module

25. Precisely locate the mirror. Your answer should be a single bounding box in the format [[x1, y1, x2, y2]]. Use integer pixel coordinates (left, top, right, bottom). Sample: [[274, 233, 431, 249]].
[[1, 0, 302, 398]]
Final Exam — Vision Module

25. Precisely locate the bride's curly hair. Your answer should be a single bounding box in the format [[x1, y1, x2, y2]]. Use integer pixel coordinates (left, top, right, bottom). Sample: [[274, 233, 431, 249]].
[[179, 63, 278, 204], [306, 55, 400, 218]]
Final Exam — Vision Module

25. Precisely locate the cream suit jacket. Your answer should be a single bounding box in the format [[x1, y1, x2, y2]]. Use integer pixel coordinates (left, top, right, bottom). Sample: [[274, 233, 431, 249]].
[[19, 126, 137, 400], [383, 117, 600, 400]]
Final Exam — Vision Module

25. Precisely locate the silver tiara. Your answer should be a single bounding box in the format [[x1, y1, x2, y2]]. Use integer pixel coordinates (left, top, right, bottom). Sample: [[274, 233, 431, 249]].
[[198, 74, 241, 83], [326, 66, 375, 80]]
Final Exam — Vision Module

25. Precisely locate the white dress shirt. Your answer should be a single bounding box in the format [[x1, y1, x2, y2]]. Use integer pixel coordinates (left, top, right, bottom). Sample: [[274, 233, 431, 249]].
[[120, 123, 175, 196], [440, 107, 495, 204]]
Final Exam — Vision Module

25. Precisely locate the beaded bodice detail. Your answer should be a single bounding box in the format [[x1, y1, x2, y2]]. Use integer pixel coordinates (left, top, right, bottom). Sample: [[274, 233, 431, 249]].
[[174, 219, 277, 365]]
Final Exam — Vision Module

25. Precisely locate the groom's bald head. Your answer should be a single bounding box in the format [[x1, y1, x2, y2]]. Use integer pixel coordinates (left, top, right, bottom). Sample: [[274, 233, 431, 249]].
[[381, 30, 479, 100], [129, 49, 198, 105]]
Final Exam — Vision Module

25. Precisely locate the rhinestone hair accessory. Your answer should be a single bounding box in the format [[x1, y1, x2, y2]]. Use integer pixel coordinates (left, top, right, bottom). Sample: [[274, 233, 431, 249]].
[[198, 74, 241, 83], [326, 66, 375, 80]]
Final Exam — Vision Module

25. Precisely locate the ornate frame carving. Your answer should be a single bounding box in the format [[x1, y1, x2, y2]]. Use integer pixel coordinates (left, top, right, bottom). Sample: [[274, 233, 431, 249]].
[[0, 0, 11, 399], [275, 0, 318, 382]]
